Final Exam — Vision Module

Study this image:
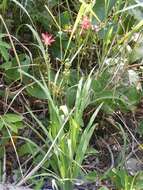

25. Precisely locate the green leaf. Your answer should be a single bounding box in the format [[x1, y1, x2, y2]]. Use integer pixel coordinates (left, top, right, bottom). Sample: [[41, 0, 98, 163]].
[[124, 86, 141, 104], [34, 179, 44, 190], [0, 41, 11, 49], [0, 122, 4, 130], [66, 87, 77, 108], [99, 187, 110, 190], [7, 123, 18, 133], [18, 142, 37, 156], [59, 11, 71, 27], [70, 118, 80, 152], [0, 147, 4, 160], [107, 169, 133, 189], [0, 46, 9, 62], [2, 114, 23, 123], [93, 0, 116, 21], [86, 147, 98, 155], [26, 84, 48, 99], [129, 43, 143, 63], [93, 90, 127, 112], [135, 172, 143, 190], [7, 122, 23, 133], [92, 70, 111, 92], [85, 171, 97, 181], [5, 54, 31, 81], [0, 114, 23, 133], [0, 61, 12, 70], [73, 104, 102, 177]]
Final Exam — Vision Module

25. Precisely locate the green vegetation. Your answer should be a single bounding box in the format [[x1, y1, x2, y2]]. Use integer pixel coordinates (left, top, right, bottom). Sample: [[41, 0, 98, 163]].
[[0, 0, 143, 189]]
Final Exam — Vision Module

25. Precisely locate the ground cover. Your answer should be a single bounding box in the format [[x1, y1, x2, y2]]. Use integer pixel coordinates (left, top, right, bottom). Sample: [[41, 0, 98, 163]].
[[1, 0, 143, 189]]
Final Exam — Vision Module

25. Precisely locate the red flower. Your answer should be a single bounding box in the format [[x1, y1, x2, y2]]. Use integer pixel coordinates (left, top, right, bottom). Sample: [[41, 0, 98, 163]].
[[81, 16, 91, 30], [42, 32, 55, 46]]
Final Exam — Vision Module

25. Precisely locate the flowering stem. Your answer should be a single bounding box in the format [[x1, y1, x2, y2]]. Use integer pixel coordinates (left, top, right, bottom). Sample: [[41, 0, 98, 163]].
[[45, 46, 51, 87]]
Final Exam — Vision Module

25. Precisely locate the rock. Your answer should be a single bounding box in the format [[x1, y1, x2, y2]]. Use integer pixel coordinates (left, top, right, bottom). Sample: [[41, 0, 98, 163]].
[[125, 158, 143, 175]]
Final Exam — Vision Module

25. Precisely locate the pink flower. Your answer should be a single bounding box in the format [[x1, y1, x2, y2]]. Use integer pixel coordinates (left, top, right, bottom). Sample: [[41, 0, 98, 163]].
[[42, 32, 55, 46], [81, 16, 91, 30]]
